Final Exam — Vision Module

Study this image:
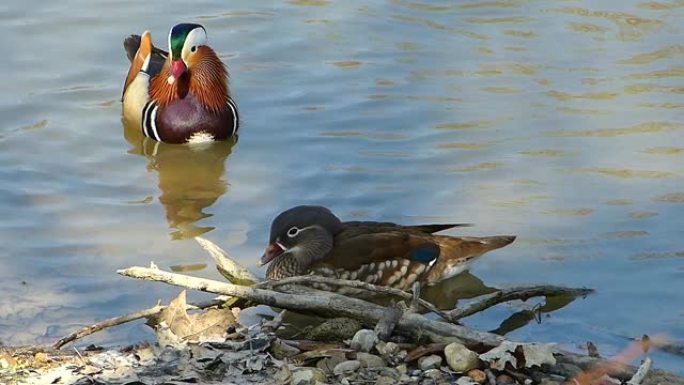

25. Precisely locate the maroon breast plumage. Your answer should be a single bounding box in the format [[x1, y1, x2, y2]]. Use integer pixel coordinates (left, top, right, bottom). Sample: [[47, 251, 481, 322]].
[[122, 23, 239, 144]]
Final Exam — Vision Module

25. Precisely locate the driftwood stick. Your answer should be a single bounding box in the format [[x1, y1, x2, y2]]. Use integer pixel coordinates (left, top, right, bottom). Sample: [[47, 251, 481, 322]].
[[450, 285, 594, 320], [117, 266, 504, 348], [195, 236, 258, 285], [53, 297, 227, 350], [627, 357, 652, 385], [258, 275, 454, 322]]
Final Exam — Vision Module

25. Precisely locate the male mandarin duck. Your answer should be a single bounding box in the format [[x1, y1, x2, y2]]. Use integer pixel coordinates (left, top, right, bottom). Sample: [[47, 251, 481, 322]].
[[122, 23, 239, 144], [259, 206, 516, 290]]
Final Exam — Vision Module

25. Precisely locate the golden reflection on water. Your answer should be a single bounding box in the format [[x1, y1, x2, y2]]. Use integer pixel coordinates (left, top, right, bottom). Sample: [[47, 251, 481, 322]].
[[123, 120, 236, 240], [422, 272, 496, 309], [547, 121, 679, 137]]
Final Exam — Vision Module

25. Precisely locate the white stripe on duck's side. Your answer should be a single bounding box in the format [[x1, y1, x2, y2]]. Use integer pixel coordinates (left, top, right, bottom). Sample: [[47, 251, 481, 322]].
[[227, 97, 239, 137], [141, 100, 162, 142], [139, 96, 239, 144]]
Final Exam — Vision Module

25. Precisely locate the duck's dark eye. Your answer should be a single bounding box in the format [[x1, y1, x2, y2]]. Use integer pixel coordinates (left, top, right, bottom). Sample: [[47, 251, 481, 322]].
[[191, 46, 197, 53], [287, 227, 299, 237]]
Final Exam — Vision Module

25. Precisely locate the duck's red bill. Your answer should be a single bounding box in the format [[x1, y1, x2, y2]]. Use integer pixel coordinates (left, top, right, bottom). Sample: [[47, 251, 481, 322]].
[[259, 242, 284, 266], [171, 60, 187, 79]]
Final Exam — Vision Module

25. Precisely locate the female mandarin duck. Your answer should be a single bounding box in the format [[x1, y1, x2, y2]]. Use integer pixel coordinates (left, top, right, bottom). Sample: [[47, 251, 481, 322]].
[[122, 23, 238, 144], [260, 206, 516, 290]]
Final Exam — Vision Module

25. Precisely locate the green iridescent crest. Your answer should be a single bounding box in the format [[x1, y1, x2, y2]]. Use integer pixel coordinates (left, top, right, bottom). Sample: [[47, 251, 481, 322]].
[[169, 23, 204, 59]]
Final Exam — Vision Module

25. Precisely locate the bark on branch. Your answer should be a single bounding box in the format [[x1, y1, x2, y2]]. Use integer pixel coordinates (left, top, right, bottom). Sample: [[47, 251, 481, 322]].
[[117, 266, 505, 348], [450, 285, 594, 320], [195, 236, 258, 285], [258, 275, 453, 322]]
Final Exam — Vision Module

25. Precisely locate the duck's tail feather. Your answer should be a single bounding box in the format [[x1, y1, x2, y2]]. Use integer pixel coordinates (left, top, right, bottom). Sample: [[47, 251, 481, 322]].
[[423, 235, 516, 284], [407, 223, 473, 234]]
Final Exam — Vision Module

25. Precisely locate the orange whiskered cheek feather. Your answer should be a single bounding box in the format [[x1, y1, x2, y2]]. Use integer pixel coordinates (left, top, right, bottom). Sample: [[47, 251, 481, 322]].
[[185, 48, 204, 68], [149, 46, 229, 113], [149, 65, 189, 107], [187, 46, 229, 113]]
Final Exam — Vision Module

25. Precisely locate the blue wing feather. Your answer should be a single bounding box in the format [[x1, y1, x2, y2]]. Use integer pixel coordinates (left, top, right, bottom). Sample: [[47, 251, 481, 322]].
[[410, 243, 440, 264]]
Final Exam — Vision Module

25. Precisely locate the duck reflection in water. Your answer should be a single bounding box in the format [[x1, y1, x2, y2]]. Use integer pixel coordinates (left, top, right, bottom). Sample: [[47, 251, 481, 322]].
[[124, 122, 237, 239]]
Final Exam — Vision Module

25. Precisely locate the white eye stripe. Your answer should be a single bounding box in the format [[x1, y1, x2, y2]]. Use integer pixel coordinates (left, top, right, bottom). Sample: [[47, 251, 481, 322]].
[[285, 224, 320, 238], [182, 27, 207, 62]]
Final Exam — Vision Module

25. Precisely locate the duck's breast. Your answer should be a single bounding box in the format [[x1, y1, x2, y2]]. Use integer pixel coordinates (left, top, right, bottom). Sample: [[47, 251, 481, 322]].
[[156, 95, 237, 143]]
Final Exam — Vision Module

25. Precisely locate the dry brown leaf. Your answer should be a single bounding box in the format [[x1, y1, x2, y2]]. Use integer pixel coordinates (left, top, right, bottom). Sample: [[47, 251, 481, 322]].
[[479, 341, 517, 370], [152, 290, 236, 344], [187, 307, 236, 341], [521, 343, 557, 367], [159, 290, 193, 337], [479, 341, 556, 370]]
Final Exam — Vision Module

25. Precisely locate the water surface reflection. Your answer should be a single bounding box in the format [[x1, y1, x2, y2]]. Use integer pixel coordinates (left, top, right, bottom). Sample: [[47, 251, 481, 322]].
[[0, 0, 683, 373], [124, 123, 236, 239]]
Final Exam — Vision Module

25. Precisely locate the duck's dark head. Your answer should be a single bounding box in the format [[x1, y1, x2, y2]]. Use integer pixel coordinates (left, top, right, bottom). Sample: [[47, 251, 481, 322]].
[[260, 205, 343, 276]]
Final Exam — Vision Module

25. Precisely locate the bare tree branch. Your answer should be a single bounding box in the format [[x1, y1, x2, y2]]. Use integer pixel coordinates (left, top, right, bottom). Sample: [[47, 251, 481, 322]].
[[195, 236, 258, 285], [258, 275, 454, 322], [449, 285, 594, 320], [117, 266, 505, 348], [627, 357, 652, 385]]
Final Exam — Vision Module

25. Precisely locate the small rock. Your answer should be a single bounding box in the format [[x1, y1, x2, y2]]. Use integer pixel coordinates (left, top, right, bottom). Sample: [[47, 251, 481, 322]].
[[395, 364, 408, 375], [467, 369, 487, 384], [376, 367, 400, 379], [411, 369, 422, 376], [307, 317, 363, 341], [291, 367, 327, 385], [444, 342, 479, 373], [333, 360, 362, 376], [316, 353, 348, 374], [356, 352, 386, 368], [496, 374, 514, 384], [376, 341, 400, 356], [418, 355, 442, 370], [375, 376, 397, 385], [351, 329, 378, 352], [423, 368, 443, 381], [456, 376, 479, 385]]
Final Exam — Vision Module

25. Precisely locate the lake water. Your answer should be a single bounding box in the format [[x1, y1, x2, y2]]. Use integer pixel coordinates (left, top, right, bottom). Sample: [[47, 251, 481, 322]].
[[1, 0, 683, 373]]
